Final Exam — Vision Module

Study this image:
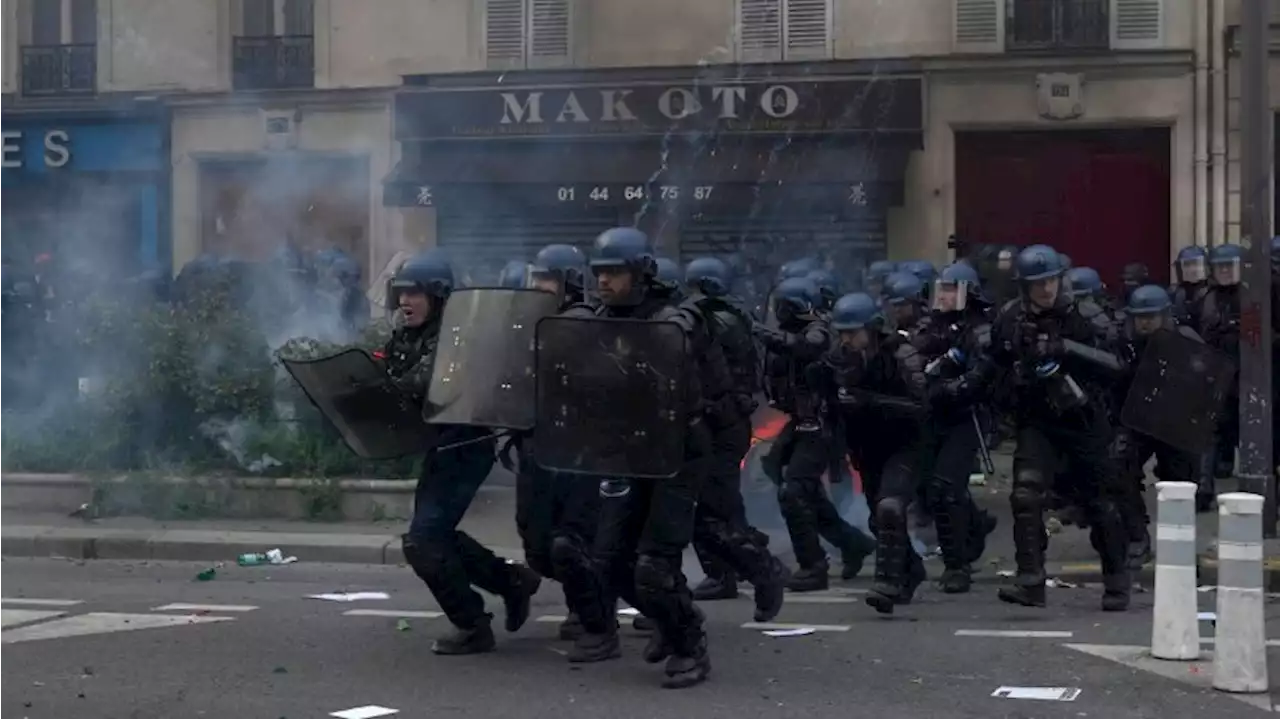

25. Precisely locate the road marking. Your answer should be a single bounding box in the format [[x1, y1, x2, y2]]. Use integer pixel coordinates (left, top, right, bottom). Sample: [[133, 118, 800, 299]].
[[955, 629, 1075, 639], [331, 706, 399, 719], [1, 612, 233, 644], [343, 609, 443, 619], [2, 609, 66, 628], [535, 615, 568, 623], [1064, 643, 1276, 714], [152, 603, 258, 613], [742, 622, 850, 633], [746, 588, 867, 603], [1, 598, 83, 607]]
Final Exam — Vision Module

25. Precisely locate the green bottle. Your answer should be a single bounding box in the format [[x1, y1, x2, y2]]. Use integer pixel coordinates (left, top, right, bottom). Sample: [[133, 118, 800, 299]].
[[237, 552, 268, 567]]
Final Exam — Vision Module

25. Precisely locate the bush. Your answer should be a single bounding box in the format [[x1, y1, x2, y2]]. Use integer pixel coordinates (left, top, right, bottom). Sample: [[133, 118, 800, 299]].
[[1, 283, 416, 479]]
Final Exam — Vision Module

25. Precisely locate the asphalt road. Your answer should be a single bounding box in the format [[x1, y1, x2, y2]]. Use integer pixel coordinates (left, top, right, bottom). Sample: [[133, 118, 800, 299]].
[[2, 557, 1276, 719]]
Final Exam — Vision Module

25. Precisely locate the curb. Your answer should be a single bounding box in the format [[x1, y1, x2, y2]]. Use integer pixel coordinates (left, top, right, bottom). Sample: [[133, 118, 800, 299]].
[[0, 524, 526, 566]]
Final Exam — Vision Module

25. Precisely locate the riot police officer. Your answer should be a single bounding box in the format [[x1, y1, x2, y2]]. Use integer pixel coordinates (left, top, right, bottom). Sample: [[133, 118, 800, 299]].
[[682, 257, 789, 619], [1120, 262, 1151, 305], [509, 244, 597, 643], [820, 292, 930, 613], [388, 252, 542, 655], [1113, 285, 1209, 555], [314, 249, 370, 340], [1199, 244, 1243, 480], [569, 228, 721, 689], [1170, 246, 1210, 332], [758, 277, 876, 591], [882, 272, 926, 332], [654, 257, 683, 286], [778, 257, 823, 283], [865, 260, 898, 299], [987, 245, 1131, 611], [1066, 267, 1123, 342], [914, 262, 999, 594]]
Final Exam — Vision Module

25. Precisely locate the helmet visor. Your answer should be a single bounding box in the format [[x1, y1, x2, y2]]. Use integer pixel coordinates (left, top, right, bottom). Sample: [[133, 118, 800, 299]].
[[1177, 257, 1206, 284], [1211, 257, 1240, 286], [930, 280, 968, 313]]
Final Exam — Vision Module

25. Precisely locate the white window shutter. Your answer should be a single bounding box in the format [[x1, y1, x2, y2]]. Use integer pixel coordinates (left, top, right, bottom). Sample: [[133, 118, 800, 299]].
[[1110, 0, 1163, 50], [485, 0, 526, 69], [738, 0, 783, 63], [528, 0, 572, 67], [783, 0, 831, 60], [953, 0, 1005, 54]]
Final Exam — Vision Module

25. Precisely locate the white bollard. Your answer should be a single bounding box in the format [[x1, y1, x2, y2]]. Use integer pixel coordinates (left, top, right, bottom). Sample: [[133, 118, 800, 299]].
[[1151, 481, 1200, 660], [1212, 492, 1268, 693]]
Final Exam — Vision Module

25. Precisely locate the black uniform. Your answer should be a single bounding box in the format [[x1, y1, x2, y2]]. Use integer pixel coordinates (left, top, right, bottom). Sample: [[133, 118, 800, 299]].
[[578, 287, 722, 679], [1198, 285, 1240, 479], [760, 317, 875, 590], [987, 294, 1132, 610], [688, 293, 788, 619], [826, 329, 931, 613], [913, 308, 998, 593]]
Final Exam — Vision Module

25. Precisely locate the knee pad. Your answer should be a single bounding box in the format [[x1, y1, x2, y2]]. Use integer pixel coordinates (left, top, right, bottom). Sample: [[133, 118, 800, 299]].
[[876, 496, 907, 524], [777, 479, 808, 510], [549, 534, 584, 571], [635, 555, 677, 596]]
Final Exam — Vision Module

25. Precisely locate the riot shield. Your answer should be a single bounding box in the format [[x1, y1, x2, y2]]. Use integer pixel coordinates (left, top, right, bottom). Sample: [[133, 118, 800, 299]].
[[534, 316, 688, 478], [282, 349, 429, 459], [427, 287, 561, 429], [1120, 329, 1236, 454]]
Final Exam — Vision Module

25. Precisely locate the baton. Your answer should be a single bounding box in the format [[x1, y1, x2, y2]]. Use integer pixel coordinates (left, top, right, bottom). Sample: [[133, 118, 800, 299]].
[[971, 407, 995, 476]]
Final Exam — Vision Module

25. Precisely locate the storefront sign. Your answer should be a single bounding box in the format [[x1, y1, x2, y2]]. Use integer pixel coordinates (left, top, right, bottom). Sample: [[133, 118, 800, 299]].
[[395, 77, 923, 141], [2, 129, 71, 169]]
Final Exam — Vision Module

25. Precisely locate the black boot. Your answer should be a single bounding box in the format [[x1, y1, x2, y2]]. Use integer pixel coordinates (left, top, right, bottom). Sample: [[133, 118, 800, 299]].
[[966, 509, 998, 564], [558, 613, 584, 641], [939, 567, 971, 593], [568, 628, 622, 663], [431, 615, 497, 655], [1101, 572, 1131, 612], [998, 501, 1047, 608], [631, 615, 655, 634], [751, 556, 790, 622], [997, 582, 1047, 607], [502, 564, 542, 632], [786, 561, 829, 592], [662, 637, 711, 689], [643, 630, 673, 664], [865, 500, 909, 615], [692, 574, 738, 601], [840, 529, 877, 579], [899, 550, 927, 604], [934, 494, 972, 594]]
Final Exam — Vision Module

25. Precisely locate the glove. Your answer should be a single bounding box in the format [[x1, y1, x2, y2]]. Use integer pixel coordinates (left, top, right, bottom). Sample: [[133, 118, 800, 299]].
[[836, 387, 860, 406]]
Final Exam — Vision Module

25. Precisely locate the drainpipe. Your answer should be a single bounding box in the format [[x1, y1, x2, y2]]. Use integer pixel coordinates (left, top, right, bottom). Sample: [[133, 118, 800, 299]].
[[1194, 0, 1210, 251], [1211, 0, 1228, 246]]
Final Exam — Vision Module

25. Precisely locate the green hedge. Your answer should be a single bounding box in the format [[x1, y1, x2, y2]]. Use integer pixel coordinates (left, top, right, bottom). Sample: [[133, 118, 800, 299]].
[[2, 284, 418, 480]]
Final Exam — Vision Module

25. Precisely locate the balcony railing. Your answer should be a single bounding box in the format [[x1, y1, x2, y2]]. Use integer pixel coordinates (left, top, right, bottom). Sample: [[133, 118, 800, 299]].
[[232, 35, 315, 90], [21, 44, 97, 96], [1007, 0, 1109, 52]]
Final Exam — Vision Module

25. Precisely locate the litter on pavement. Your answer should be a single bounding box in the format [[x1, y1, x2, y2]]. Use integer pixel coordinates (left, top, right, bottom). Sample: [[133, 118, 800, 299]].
[[307, 592, 391, 602], [762, 627, 817, 637], [237, 549, 298, 566], [616, 607, 640, 616], [329, 706, 400, 719], [991, 686, 1081, 701]]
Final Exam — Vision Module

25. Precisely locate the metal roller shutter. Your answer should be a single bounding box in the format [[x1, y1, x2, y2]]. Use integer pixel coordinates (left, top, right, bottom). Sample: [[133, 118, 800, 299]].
[[437, 207, 620, 285], [679, 212, 888, 293]]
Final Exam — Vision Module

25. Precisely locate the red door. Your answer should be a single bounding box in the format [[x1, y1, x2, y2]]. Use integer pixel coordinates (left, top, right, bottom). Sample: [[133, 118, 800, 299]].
[[955, 130, 1172, 287]]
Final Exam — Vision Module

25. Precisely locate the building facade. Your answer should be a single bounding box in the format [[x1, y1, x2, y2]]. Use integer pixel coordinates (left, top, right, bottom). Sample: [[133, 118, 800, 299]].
[[2, 0, 1270, 288]]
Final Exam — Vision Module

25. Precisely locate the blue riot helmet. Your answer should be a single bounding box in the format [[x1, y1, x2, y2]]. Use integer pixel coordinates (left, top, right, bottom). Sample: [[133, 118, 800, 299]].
[[865, 259, 897, 297], [530, 243, 587, 295], [1208, 243, 1243, 286], [684, 256, 732, 297], [591, 227, 656, 305], [654, 257, 682, 284], [777, 257, 822, 283], [770, 276, 820, 325], [1065, 267, 1103, 299], [390, 250, 455, 305], [1174, 245, 1208, 284], [1126, 284, 1174, 337], [1121, 262, 1150, 298], [900, 260, 937, 285], [1059, 253, 1073, 271], [932, 261, 983, 312], [806, 268, 839, 310], [497, 260, 530, 289], [331, 254, 361, 288], [882, 271, 924, 306], [829, 292, 883, 331], [1015, 244, 1065, 282]]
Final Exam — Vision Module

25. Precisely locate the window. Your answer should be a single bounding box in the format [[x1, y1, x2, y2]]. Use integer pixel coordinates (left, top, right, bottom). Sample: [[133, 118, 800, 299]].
[[1007, 0, 1108, 51], [737, 0, 832, 63], [484, 0, 573, 69], [28, 0, 96, 45], [240, 0, 314, 37]]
